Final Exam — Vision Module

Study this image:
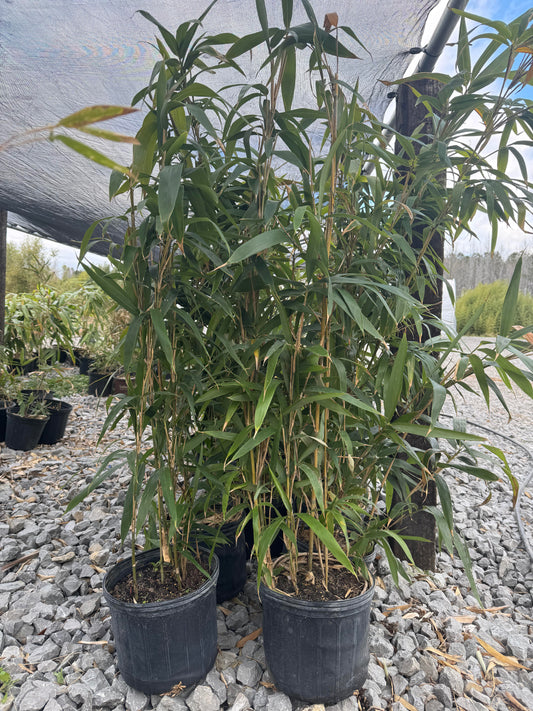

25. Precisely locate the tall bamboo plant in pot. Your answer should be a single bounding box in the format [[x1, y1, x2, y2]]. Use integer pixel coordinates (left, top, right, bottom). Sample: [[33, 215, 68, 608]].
[[194, 3, 533, 704], [67, 1, 533, 702], [66, 8, 245, 694]]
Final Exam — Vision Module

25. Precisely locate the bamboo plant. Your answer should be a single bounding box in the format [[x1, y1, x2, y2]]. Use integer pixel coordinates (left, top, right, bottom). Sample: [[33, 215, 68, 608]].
[[70, 2, 533, 601]]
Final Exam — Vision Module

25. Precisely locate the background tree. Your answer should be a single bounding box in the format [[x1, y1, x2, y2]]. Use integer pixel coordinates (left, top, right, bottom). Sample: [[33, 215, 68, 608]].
[[6, 237, 58, 293]]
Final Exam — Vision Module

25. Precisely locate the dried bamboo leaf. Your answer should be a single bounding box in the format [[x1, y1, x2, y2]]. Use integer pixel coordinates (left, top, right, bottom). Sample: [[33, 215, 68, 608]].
[[475, 637, 529, 670]]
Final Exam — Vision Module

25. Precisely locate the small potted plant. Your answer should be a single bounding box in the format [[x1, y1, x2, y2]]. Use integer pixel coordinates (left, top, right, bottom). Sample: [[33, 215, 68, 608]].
[[87, 349, 118, 397], [0, 363, 16, 441], [6, 390, 50, 451]]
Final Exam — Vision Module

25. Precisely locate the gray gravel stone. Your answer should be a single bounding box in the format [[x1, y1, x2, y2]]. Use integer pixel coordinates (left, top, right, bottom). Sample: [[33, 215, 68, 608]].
[[92, 685, 125, 708], [156, 697, 188, 710], [13, 680, 58, 711], [395, 651, 420, 677], [264, 693, 292, 711], [125, 687, 149, 711], [439, 665, 465, 696], [185, 685, 220, 711], [507, 634, 530, 661], [326, 698, 360, 710], [205, 670, 227, 705], [226, 693, 251, 711], [236, 660, 262, 688]]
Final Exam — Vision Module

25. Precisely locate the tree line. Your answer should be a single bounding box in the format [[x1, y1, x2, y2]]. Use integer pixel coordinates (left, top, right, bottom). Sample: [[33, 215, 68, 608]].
[[445, 252, 533, 297]]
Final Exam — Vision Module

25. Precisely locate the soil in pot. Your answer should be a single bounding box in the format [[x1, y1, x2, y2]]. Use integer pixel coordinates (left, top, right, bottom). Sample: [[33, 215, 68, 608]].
[[261, 556, 374, 704], [5, 408, 49, 451], [88, 370, 114, 397], [103, 548, 219, 695], [39, 400, 73, 445]]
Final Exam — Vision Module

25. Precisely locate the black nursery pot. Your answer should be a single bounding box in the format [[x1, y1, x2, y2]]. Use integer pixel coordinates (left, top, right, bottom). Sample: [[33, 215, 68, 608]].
[[5, 408, 49, 451], [9, 357, 39, 375], [78, 355, 94, 375], [103, 548, 219, 695], [212, 518, 248, 603], [260, 577, 374, 704], [0, 400, 14, 441], [39, 400, 73, 445], [88, 370, 114, 397]]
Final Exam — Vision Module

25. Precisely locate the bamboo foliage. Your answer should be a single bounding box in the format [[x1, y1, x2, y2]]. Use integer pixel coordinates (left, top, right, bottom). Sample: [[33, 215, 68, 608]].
[[68, 2, 533, 597]]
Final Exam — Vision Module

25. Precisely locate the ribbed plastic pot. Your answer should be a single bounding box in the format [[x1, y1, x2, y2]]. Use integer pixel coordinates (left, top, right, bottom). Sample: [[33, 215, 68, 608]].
[[88, 370, 114, 397], [5, 409, 49, 451], [212, 519, 247, 603], [39, 400, 73, 445], [260, 577, 374, 704], [103, 548, 219, 695]]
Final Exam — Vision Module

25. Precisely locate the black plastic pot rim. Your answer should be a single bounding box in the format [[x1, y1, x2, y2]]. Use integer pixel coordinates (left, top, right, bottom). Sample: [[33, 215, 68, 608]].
[[7, 407, 49, 423], [103, 548, 219, 615], [260, 574, 374, 614]]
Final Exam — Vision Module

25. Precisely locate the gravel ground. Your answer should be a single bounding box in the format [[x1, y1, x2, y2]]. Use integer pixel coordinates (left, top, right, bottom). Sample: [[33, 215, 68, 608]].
[[0, 357, 532, 711]]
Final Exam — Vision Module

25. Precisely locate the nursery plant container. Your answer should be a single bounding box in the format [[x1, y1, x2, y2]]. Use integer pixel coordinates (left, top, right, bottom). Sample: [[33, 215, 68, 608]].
[[88, 370, 114, 397], [0, 400, 13, 441], [39, 400, 73, 445], [211, 518, 248, 603], [112, 376, 128, 395], [78, 355, 94, 375], [5, 407, 49, 451], [260, 575, 374, 704], [9, 357, 39, 375], [103, 548, 219, 695]]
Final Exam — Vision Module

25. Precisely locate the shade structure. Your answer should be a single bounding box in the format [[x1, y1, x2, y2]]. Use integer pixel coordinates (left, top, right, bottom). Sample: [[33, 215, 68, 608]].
[[0, 0, 440, 254]]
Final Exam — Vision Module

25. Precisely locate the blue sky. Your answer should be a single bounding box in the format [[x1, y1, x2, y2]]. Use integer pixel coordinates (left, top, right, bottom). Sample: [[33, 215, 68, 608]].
[[7, 0, 533, 269]]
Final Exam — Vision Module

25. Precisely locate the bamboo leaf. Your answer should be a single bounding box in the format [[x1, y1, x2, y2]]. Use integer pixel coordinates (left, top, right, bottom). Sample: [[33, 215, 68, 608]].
[[224, 229, 287, 266], [158, 164, 183, 225], [434, 474, 454, 532], [468, 353, 490, 409], [150, 309, 175, 371], [58, 105, 137, 128], [254, 380, 280, 432], [50, 135, 131, 176], [229, 426, 277, 462], [299, 463, 324, 510], [123, 314, 143, 372], [78, 126, 139, 144], [500, 257, 522, 336], [281, 45, 296, 111], [83, 264, 139, 314], [430, 379, 446, 424], [384, 335, 407, 420], [391, 421, 484, 441], [298, 513, 355, 575]]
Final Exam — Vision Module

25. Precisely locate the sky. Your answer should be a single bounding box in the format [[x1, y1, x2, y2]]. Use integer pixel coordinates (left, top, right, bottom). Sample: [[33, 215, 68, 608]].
[[430, 0, 533, 257], [6, 0, 533, 270]]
